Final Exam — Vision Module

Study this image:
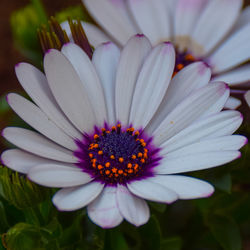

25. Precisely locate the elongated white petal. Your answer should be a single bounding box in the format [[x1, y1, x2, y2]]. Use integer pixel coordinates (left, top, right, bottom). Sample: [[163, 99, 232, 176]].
[[245, 90, 250, 107], [1, 149, 59, 174], [82, 22, 110, 47], [128, 0, 171, 45], [224, 97, 242, 110], [209, 24, 250, 73], [2, 127, 77, 163], [15, 63, 81, 139], [93, 42, 120, 124], [155, 151, 241, 174], [161, 135, 246, 157], [151, 82, 229, 145], [61, 44, 107, 127], [212, 64, 250, 86], [7, 93, 77, 151], [88, 186, 123, 228], [129, 42, 175, 129], [117, 185, 149, 226], [28, 164, 92, 187], [191, 0, 243, 55], [233, 6, 250, 32], [160, 110, 242, 153], [83, 0, 137, 45], [116, 35, 152, 126], [53, 181, 104, 211], [150, 175, 214, 199], [147, 62, 211, 132], [175, 0, 208, 42], [44, 49, 96, 133], [127, 179, 178, 203]]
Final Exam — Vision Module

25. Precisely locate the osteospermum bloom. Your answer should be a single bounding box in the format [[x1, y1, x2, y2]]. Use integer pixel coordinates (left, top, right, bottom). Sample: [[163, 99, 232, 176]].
[[1, 35, 246, 228], [75, 0, 250, 109]]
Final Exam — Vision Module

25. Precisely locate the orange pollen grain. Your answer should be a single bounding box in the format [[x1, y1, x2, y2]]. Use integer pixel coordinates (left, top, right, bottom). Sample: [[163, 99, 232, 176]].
[[132, 155, 136, 160], [119, 157, 124, 163], [127, 163, 132, 168], [105, 162, 110, 168], [105, 170, 111, 175], [118, 169, 123, 174], [98, 165, 103, 170], [89, 153, 93, 158], [93, 144, 99, 148], [112, 168, 117, 173], [177, 64, 184, 70], [138, 153, 143, 158], [98, 150, 103, 155], [185, 54, 195, 61], [110, 155, 115, 159], [134, 164, 139, 170], [94, 134, 99, 140], [128, 169, 133, 174], [140, 159, 145, 163]]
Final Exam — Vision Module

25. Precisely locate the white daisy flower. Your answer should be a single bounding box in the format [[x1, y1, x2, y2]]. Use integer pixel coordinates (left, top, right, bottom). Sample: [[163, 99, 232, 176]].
[[1, 35, 246, 228], [76, 0, 250, 109]]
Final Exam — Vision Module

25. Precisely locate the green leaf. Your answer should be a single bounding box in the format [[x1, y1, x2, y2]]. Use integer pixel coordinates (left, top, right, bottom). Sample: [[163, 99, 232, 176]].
[[161, 236, 182, 250], [0, 167, 51, 209], [0, 202, 10, 233], [103, 229, 129, 250], [4, 223, 45, 250], [207, 214, 242, 250], [138, 215, 161, 250], [149, 202, 167, 213]]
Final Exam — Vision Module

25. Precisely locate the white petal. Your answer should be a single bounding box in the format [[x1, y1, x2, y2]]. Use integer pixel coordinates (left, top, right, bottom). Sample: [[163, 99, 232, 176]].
[[127, 179, 178, 203], [151, 82, 229, 145], [155, 151, 241, 174], [44, 49, 96, 133], [224, 97, 242, 109], [115, 35, 152, 126], [129, 42, 175, 129], [87, 186, 123, 228], [117, 185, 149, 226], [1, 149, 59, 174], [147, 62, 211, 132], [128, 0, 171, 45], [7, 93, 77, 151], [233, 6, 250, 32], [83, 0, 137, 45], [150, 175, 214, 199], [175, 0, 209, 41], [61, 21, 110, 47], [245, 90, 250, 107], [61, 44, 107, 127], [160, 110, 243, 153], [82, 22, 110, 47], [92, 42, 120, 125], [161, 135, 246, 157], [28, 164, 92, 187], [208, 23, 250, 73], [15, 63, 81, 139], [2, 127, 77, 163], [53, 181, 104, 211], [191, 0, 243, 55], [212, 64, 250, 86]]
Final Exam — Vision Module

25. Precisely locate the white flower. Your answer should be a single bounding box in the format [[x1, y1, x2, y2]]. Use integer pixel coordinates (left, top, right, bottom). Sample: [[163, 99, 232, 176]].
[[78, 0, 250, 109], [1, 36, 246, 228]]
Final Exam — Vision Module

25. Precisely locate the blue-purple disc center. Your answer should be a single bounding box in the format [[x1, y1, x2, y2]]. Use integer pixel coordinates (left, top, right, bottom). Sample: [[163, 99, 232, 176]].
[[74, 124, 161, 186], [174, 49, 198, 76]]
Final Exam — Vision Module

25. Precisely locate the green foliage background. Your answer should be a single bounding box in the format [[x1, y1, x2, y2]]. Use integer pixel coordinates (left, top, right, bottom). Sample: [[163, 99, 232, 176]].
[[1, 0, 250, 249]]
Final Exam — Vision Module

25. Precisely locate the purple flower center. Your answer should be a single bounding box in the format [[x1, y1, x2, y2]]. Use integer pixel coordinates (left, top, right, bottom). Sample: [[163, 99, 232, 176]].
[[173, 49, 198, 76], [74, 124, 161, 186]]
